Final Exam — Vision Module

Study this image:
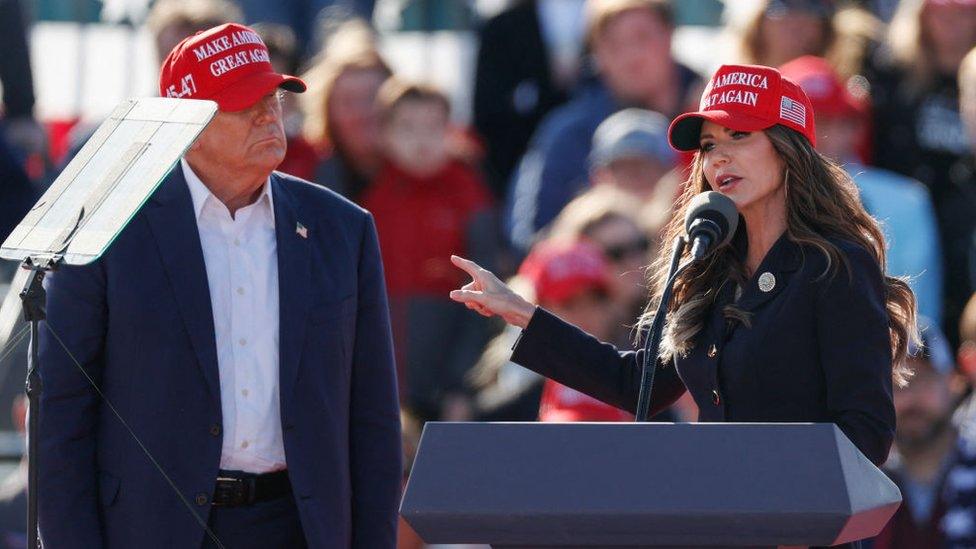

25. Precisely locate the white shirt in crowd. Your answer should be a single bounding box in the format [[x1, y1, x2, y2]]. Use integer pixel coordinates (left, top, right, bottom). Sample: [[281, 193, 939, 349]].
[[181, 159, 285, 474]]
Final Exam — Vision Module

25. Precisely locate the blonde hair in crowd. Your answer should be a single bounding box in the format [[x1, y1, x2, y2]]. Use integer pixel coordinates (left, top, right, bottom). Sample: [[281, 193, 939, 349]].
[[735, 1, 882, 80], [736, 0, 835, 66], [145, 0, 243, 37], [584, 0, 673, 44], [639, 126, 918, 386], [887, 0, 938, 92], [300, 18, 392, 147], [546, 186, 644, 241], [829, 7, 885, 79], [961, 46, 976, 100]]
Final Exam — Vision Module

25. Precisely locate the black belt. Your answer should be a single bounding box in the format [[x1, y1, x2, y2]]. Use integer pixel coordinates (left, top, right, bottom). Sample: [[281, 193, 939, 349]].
[[212, 470, 292, 507]]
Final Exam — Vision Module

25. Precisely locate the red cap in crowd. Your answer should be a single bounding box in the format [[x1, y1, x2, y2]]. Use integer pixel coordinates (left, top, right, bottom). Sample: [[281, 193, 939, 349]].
[[668, 63, 816, 151], [518, 241, 611, 306], [539, 379, 634, 422], [159, 23, 306, 112], [778, 56, 867, 119]]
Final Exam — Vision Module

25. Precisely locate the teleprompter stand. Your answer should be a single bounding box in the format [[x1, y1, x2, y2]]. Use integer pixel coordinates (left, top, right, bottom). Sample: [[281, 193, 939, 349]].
[[1, 97, 217, 546], [19, 255, 57, 549]]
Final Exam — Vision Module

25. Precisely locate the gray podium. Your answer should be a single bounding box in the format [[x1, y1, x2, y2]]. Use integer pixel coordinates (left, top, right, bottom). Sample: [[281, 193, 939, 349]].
[[399, 422, 901, 548]]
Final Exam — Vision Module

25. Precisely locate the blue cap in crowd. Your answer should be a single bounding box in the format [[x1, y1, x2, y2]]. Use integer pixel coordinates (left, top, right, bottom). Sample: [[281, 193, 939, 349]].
[[589, 108, 676, 170]]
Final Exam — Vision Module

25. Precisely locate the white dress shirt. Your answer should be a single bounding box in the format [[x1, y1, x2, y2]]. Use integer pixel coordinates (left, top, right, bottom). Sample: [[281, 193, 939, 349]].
[[181, 159, 285, 473]]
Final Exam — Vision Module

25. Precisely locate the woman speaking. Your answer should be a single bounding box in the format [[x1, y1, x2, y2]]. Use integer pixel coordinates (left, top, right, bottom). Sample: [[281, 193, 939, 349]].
[[450, 63, 917, 467]]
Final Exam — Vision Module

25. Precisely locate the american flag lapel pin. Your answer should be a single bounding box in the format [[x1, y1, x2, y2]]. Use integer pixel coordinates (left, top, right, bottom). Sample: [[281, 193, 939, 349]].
[[296, 222, 308, 239]]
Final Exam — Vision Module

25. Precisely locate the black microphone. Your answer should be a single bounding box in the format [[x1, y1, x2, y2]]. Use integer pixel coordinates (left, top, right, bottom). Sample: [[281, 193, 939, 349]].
[[684, 191, 739, 260]]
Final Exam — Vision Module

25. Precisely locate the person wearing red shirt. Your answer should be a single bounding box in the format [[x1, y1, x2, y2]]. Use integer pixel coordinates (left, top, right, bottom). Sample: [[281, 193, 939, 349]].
[[363, 80, 496, 421]]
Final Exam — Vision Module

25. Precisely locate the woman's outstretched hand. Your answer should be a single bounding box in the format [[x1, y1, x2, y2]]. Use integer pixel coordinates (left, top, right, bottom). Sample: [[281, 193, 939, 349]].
[[449, 255, 536, 329]]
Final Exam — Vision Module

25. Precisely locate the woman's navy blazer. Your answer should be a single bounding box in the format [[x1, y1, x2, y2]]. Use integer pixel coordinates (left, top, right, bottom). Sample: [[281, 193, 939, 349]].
[[511, 233, 896, 466]]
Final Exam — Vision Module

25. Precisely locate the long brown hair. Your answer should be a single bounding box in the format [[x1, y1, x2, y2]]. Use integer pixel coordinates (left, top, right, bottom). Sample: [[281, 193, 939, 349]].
[[639, 125, 917, 386], [300, 18, 392, 148]]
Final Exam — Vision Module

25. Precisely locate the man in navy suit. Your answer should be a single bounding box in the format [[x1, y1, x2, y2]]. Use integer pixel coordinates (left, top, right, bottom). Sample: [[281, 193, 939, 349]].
[[37, 23, 401, 548]]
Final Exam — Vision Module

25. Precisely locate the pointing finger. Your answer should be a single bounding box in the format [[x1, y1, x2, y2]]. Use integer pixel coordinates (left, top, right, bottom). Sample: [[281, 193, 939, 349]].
[[451, 255, 486, 280]]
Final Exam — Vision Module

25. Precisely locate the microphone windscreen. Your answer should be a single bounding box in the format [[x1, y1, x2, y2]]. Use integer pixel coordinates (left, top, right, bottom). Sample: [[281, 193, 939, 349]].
[[684, 191, 739, 247]]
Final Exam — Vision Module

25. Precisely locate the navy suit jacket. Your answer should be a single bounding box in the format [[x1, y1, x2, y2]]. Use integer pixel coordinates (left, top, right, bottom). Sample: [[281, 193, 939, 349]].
[[511, 234, 896, 467], [37, 168, 401, 548]]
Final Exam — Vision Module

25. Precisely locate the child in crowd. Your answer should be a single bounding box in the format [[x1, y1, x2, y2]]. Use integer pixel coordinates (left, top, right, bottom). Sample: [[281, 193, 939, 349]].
[[362, 79, 495, 422]]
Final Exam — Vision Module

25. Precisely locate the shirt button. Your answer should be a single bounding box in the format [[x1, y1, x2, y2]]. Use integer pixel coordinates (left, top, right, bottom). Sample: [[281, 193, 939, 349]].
[[241, 440, 249, 449], [209, 424, 221, 437], [195, 493, 208, 506], [707, 344, 718, 358], [233, 238, 240, 246], [239, 338, 247, 346], [711, 389, 721, 406], [241, 389, 249, 398], [236, 287, 245, 295]]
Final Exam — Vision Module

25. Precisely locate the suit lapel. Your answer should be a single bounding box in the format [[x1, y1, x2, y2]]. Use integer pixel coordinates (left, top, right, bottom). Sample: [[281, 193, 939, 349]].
[[272, 174, 311, 401], [144, 167, 221, 401]]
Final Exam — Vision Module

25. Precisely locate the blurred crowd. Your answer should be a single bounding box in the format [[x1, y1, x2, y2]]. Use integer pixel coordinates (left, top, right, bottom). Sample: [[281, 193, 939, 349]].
[[3, 0, 976, 547]]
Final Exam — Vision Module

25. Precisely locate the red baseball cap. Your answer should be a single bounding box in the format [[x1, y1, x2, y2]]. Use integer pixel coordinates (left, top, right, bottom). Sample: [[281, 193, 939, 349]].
[[779, 56, 867, 119], [668, 63, 816, 151], [518, 241, 611, 306], [159, 23, 306, 112]]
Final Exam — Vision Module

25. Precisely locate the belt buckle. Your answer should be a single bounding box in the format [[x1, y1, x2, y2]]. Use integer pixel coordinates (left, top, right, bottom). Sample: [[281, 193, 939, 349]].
[[214, 476, 253, 507]]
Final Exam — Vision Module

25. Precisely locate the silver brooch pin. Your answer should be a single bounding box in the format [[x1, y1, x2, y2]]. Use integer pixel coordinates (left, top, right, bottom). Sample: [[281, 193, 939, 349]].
[[758, 272, 776, 293]]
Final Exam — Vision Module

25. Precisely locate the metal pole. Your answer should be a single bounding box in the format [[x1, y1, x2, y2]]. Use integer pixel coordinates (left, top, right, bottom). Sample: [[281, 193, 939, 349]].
[[26, 313, 40, 548], [20, 261, 54, 548], [635, 237, 688, 422]]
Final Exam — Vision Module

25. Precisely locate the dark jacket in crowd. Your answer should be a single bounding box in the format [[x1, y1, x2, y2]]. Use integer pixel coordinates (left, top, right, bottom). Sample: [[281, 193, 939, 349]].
[[867, 61, 973, 347], [511, 232, 896, 467], [932, 155, 976, 350], [0, 134, 36, 243], [869, 65, 969, 193], [313, 151, 371, 204], [474, 0, 570, 199], [0, 0, 35, 119]]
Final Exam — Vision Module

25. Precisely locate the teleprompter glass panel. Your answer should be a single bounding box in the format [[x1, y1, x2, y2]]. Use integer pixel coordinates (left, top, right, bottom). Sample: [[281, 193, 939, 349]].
[[0, 97, 217, 265]]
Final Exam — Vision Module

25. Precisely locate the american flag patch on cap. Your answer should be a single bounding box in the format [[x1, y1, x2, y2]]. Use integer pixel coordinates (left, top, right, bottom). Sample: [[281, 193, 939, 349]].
[[779, 96, 807, 127]]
